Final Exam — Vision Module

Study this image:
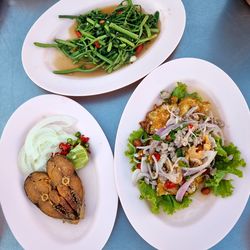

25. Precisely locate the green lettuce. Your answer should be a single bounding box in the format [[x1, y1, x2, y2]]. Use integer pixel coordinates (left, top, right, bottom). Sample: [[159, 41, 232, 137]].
[[212, 179, 234, 197], [171, 82, 202, 101], [138, 181, 192, 214], [125, 128, 147, 169], [215, 137, 227, 157], [205, 141, 246, 197]]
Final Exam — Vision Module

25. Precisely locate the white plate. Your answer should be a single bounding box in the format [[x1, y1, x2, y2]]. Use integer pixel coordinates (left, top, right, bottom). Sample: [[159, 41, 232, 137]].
[[114, 58, 250, 250], [22, 0, 185, 96], [0, 95, 118, 250]]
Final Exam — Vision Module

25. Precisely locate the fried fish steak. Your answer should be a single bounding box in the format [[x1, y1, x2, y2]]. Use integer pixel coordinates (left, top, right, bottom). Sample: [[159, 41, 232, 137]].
[[24, 171, 65, 219], [24, 155, 84, 223], [47, 155, 84, 220]]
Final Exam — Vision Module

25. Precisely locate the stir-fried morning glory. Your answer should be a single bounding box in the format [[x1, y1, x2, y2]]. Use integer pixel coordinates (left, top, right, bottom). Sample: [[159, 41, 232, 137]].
[[34, 0, 160, 75], [125, 82, 246, 215]]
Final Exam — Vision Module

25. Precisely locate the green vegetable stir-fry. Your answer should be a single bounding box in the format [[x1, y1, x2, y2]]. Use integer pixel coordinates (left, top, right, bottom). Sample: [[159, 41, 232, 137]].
[[34, 0, 160, 74], [125, 83, 246, 215]]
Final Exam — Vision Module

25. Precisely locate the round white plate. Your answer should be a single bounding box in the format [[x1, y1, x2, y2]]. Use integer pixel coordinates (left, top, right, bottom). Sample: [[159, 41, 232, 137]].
[[114, 58, 250, 250], [0, 95, 118, 250], [22, 0, 186, 96]]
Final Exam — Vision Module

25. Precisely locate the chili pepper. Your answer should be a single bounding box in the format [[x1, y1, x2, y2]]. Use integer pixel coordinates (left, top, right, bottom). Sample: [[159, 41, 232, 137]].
[[135, 44, 144, 56], [164, 181, 177, 189], [75, 30, 82, 38], [153, 152, 161, 161], [94, 41, 101, 48], [80, 135, 89, 143]]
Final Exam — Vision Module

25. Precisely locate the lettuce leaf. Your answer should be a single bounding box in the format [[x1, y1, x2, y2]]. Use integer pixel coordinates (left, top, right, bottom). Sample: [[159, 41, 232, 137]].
[[138, 180, 160, 213], [215, 137, 227, 157], [212, 179, 234, 197], [138, 181, 192, 214], [171, 82, 202, 101], [215, 142, 246, 177], [205, 141, 246, 197], [159, 194, 192, 215], [125, 128, 146, 169]]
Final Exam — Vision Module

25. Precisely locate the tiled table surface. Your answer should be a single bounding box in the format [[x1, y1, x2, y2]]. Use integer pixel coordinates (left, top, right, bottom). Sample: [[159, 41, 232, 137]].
[[0, 0, 250, 249]]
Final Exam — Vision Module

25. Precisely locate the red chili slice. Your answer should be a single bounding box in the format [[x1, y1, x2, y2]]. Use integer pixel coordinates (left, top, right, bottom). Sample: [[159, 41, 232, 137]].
[[94, 41, 101, 48], [135, 44, 144, 56], [153, 152, 161, 161], [164, 181, 177, 189], [75, 30, 82, 38], [80, 135, 89, 143], [59, 143, 71, 151]]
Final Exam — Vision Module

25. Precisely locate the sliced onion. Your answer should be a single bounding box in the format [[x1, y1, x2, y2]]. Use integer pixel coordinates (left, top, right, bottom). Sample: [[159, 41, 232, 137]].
[[149, 140, 159, 154], [176, 169, 206, 202], [140, 157, 148, 173], [183, 151, 217, 176], [156, 123, 180, 137], [156, 122, 188, 138], [132, 169, 150, 185], [184, 106, 198, 118], [151, 155, 159, 179], [147, 159, 158, 180], [18, 115, 77, 174]]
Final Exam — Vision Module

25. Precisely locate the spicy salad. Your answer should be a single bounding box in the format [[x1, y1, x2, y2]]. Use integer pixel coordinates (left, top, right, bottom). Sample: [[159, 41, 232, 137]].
[[125, 83, 246, 214]]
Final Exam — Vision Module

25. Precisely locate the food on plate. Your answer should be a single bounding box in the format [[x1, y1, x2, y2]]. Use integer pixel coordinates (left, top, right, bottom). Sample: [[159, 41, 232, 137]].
[[125, 83, 246, 215], [20, 115, 90, 223], [18, 115, 90, 175], [34, 0, 160, 75], [24, 155, 84, 223]]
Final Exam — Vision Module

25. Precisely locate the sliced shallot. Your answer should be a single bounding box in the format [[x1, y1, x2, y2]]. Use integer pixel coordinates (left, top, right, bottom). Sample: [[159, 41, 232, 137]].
[[175, 169, 206, 202], [183, 151, 217, 176]]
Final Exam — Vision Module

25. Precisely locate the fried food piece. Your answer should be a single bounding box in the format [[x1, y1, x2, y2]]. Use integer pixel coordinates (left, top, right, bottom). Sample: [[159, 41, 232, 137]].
[[24, 172, 64, 219], [47, 155, 84, 218], [24, 155, 84, 223], [179, 97, 210, 116], [140, 104, 170, 134]]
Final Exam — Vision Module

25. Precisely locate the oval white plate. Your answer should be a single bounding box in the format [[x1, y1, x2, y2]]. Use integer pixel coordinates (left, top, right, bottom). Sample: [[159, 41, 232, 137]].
[[0, 95, 118, 250], [114, 58, 250, 249], [22, 0, 185, 96]]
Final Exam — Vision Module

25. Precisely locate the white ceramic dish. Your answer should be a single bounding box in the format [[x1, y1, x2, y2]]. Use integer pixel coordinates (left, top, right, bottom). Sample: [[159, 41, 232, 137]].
[[114, 58, 250, 250], [0, 95, 118, 250], [22, 0, 186, 96]]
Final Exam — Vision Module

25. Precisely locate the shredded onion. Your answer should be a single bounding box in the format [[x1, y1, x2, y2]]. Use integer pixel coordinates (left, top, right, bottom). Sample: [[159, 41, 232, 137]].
[[183, 151, 217, 176], [132, 169, 150, 185], [176, 169, 206, 202], [18, 115, 77, 175]]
